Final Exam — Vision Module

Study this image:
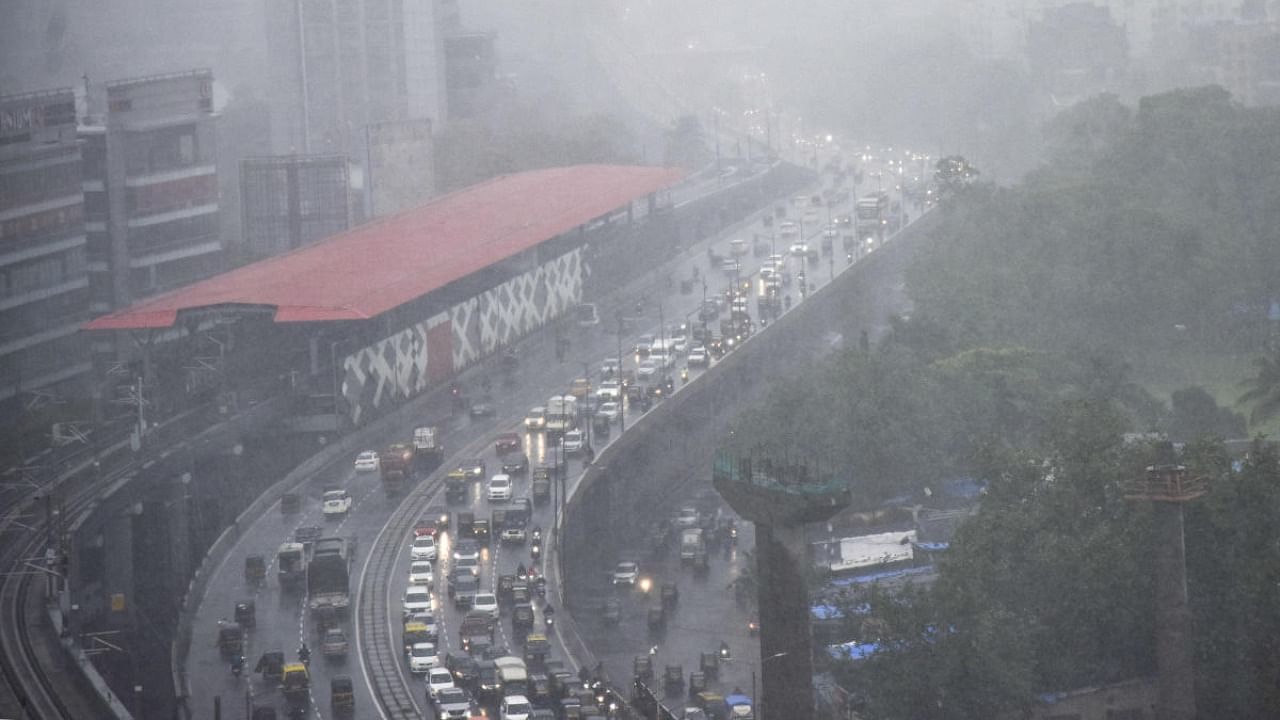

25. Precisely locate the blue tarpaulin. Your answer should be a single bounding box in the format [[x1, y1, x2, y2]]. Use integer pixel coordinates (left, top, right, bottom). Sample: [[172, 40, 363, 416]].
[[827, 641, 880, 661], [829, 565, 935, 587]]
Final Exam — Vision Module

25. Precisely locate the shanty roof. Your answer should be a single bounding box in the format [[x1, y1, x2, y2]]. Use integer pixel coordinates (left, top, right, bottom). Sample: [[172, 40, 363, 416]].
[[84, 164, 683, 330]]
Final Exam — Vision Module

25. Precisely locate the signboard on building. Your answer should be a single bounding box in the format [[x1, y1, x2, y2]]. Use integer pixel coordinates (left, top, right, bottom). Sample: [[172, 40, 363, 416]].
[[366, 118, 435, 218]]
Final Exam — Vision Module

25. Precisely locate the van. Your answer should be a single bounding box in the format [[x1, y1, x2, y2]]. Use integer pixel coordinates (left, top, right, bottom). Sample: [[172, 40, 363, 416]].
[[680, 528, 705, 561], [495, 655, 529, 696]]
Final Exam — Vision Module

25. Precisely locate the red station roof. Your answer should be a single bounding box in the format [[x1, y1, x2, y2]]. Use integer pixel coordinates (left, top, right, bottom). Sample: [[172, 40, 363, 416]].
[[84, 164, 684, 330]]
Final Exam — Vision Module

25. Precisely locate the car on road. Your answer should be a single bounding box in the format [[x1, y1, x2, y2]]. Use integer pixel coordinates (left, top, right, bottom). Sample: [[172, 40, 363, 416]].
[[455, 556, 480, 578], [458, 458, 486, 479], [409, 641, 440, 673], [729, 238, 748, 256], [596, 379, 621, 401], [561, 429, 585, 455], [322, 489, 352, 519], [426, 667, 455, 700], [612, 561, 640, 586], [688, 346, 709, 367], [409, 560, 434, 587], [636, 359, 659, 380], [470, 402, 496, 418], [403, 585, 432, 615], [675, 507, 700, 529], [321, 626, 349, 656], [524, 407, 547, 431], [473, 593, 499, 619], [453, 539, 481, 562], [596, 401, 619, 422], [501, 452, 529, 475], [434, 687, 476, 719], [487, 474, 512, 502], [424, 505, 450, 531], [501, 694, 533, 720], [501, 525, 527, 544], [495, 432, 521, 454], [411, 534, 438, 561], [634, 334, 656, 357], [353, 450, 379, 472], [601, 357, 622, 377], [790, 241, 809, 256]]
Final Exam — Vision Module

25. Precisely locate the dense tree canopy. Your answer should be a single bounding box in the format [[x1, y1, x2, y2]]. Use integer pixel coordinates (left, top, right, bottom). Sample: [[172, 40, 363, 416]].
[[731, 86, 1280, 717]]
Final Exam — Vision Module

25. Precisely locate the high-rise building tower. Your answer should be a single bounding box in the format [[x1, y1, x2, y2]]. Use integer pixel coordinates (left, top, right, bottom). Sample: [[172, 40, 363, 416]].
[[265, 0, 449, 158], [0, 87, 90, 414], [80, 69, 221, 319]]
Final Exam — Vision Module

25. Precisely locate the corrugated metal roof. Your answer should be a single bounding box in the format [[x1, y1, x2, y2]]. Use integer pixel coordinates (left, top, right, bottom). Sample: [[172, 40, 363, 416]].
[[84, 164, 684, 331]]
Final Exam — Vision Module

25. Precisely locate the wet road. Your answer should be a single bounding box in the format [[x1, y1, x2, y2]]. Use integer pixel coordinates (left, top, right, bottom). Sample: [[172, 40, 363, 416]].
[[185, 155, 908, 719]]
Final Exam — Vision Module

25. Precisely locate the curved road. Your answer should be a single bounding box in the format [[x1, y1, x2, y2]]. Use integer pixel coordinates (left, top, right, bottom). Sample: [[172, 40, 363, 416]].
[[185, 150, 911, 719]]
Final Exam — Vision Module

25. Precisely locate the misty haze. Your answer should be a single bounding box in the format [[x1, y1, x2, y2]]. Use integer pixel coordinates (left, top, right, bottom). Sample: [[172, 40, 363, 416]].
[[2, 2, 1279, 720]]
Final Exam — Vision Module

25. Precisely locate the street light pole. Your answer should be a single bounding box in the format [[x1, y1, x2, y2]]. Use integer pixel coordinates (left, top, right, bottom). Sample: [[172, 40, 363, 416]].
[[581, 362, 592, 453], [616, 313, 626, 434]]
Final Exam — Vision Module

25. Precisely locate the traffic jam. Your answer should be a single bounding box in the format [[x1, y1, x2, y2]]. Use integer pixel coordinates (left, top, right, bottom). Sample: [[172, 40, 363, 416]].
[[214, 149, 911, 720]]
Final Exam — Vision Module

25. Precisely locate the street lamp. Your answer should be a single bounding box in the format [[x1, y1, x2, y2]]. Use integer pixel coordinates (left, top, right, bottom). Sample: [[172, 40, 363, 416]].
[[753, 651, 789, 720], [615, 312, 626, 434]]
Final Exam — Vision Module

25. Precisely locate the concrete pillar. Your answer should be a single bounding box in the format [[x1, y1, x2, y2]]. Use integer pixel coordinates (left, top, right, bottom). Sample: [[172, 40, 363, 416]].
[[754, 523, 814, 720], [1154, 504, 1196, 720], [103, 506, 136, 629]]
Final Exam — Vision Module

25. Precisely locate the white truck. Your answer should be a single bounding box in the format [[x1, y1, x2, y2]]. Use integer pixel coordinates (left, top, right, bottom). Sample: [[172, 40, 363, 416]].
[[546, 394, 578, 434], [680, 528, 705, 562]]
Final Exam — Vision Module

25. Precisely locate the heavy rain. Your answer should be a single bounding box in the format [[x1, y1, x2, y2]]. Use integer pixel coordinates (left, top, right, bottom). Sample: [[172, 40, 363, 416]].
[[2, 2, 1279, 719]]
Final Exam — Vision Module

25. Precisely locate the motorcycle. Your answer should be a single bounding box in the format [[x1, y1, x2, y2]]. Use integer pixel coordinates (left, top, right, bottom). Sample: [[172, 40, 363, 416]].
[[530, 542, 542, 561], [531, 527, 543, 543], [298, 644, 311, 667], [231, 655, 244, 679], [680, 367, 689, 384]]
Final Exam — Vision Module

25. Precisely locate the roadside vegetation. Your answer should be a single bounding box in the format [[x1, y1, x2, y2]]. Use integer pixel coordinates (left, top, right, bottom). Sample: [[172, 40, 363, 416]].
[[730, 86, 1280, 717]]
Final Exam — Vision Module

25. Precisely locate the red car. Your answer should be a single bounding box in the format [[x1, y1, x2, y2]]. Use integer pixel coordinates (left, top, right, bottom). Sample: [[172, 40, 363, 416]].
[[495, 432, 521, 454]]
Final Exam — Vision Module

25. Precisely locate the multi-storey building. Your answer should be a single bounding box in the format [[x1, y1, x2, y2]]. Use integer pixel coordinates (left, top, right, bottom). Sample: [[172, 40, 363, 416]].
[[80, 69, 221, 318], [264, 0, 450, 158], [0, 88, 90, 413], [240, 154, 350, 260]]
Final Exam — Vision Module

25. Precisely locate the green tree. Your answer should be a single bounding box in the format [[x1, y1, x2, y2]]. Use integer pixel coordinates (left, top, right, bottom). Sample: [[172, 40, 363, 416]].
[[1237, 346, 1280, 427], [1169, 385, 1246, 442]]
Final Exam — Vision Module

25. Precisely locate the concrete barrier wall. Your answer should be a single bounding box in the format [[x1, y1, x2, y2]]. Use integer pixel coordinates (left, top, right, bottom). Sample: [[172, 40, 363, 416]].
[[560, 210, 942, 611]]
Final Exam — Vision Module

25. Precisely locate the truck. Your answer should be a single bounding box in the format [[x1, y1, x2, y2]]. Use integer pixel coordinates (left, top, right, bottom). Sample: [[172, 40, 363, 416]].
[[855, 191, 890, 242], [680, 528, 705, 562], [380, 443, 414, 496], [545, 394, 577, 434], [413, 425, 443, 474], [276, 542, 307, 590], [308, 537, 352, 611]]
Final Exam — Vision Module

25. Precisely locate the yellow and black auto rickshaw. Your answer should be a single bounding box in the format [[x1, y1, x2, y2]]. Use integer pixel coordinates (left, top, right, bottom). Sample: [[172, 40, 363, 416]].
[[281, 662, 310, 704], [244, 555, 266, 586], [330, 675, 354, 715]]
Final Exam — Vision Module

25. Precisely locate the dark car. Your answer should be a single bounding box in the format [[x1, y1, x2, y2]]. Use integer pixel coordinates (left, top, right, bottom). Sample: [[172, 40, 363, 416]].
[[495, 432, 522, 454], [434, 687, 476, 719], [445, 653, 480, 689], [470, 402, 496, 419], [424, 505, 450, 531], [502, 452, 529, 475], [457, 458, 486, 479], [476, 660, 503, 702]]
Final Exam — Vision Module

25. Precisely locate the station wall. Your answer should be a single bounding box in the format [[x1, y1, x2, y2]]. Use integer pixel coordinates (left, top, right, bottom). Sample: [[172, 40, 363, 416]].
[[338, 246, 585, 425]]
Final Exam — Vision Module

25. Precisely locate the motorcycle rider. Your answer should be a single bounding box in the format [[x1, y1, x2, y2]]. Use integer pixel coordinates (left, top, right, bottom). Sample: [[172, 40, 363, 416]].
[[231, 654, 245, 677], [298, 642, 311, 665]]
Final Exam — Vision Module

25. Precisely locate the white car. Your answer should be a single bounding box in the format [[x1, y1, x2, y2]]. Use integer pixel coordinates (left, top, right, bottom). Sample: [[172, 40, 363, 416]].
[[596, 379, 621, 401], [675, 506, 700, 529], [612, 561, 639, 586], [634, 334, 655, 356], [473, 592, 499, 619], [322, 489, 352, 518], [601, 357, 622, 377], [453, 540, 481, 563], [790, 241, 809, 256], [403, 585, 432, 615], [729, 238, 748, 256], [353, 450, 379, 472], [524, 407, 546, 430], [597, 401, 619, 422], [454, 556, 480, 578], [561, 429, 584, 454], [408, 560, 434, 587], [688, 347, 709, 367], [408, 641, 439, 673], [671, 335, 688, 354], [411, 534, 437, 561], [487, 474, 512, 502], [501, 694, 533, 720], [636, 359, 658, 380], [426, 667, 455, 700]]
